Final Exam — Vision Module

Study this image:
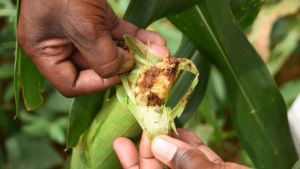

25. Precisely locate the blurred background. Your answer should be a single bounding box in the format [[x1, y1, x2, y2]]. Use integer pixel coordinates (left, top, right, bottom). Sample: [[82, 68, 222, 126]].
[[0, 0, 299, 168]]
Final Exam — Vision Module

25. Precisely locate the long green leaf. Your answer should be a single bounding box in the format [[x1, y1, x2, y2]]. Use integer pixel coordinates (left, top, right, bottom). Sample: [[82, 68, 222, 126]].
[[15, 45, 45, 112], [169, 0, 297, 168], [15, 0, 46, 112], [14, 0, 21, 116], [20, 54, 45, 111], [67, 93, 105, 148]]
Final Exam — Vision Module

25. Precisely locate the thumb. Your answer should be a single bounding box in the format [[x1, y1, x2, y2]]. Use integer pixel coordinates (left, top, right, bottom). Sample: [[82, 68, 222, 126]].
[[151, 135, 215, 169], [71, 31, 134, 77]]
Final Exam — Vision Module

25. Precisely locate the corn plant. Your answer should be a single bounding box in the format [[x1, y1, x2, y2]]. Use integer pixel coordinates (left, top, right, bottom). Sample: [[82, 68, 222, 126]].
[[14, 0, 298, 169]]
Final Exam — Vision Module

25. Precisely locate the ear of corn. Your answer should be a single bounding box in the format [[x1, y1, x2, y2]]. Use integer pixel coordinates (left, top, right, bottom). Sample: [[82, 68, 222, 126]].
[[70, 36, 199, 169], [118, 35, 199, 139]]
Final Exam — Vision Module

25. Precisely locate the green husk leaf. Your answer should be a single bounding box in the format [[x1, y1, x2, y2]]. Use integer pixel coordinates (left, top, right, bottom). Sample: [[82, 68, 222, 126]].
[[118, 35, 199, 139], [71, 96, 140, 169], [66, 93, 105, 148]]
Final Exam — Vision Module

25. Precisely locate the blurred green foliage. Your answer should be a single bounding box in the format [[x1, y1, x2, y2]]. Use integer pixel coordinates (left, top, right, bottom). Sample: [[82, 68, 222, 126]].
[[0, 0, 299, 168]]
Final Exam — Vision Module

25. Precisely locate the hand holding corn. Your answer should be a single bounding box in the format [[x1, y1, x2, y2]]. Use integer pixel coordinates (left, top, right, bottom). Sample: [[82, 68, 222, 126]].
[[114, 129, 250, 169]]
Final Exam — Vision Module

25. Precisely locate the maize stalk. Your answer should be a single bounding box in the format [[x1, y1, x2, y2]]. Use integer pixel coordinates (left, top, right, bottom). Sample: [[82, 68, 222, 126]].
[[71, 35, 199, 169]]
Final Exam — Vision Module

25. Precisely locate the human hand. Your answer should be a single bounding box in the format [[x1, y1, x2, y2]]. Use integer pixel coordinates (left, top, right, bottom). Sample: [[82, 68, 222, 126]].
[[17, 0, 168, 97], [114, 129, 250, 169]]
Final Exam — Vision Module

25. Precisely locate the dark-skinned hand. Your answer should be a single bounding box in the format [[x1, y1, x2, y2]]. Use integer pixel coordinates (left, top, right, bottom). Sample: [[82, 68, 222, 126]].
[[18, 0, 169, 97], [114, 129, 250, 169]]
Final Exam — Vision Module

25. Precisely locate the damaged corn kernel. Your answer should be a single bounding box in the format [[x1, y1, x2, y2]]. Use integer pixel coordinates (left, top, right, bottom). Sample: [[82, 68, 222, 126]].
[[117, 35, 199, 139]]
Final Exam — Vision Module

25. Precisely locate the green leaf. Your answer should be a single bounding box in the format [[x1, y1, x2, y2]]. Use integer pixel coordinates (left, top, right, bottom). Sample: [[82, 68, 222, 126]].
[[124, 0, 200, 27], [67, 93, 105, 148], [125, 0, 264, 29], [14, 0, 45, 112], [169, 0, 297, 168], [20, 54, 46, 111], [14, 0, 21, 116], [293, 159, 300, 169]]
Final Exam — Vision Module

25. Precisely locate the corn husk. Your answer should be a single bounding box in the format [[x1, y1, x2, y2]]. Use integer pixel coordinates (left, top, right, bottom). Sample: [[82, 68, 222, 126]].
[[117, 35, 199, 139]]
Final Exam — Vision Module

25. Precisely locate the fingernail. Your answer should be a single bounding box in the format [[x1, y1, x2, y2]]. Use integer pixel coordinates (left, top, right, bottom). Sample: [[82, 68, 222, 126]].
[[152, 136, 177, 162]]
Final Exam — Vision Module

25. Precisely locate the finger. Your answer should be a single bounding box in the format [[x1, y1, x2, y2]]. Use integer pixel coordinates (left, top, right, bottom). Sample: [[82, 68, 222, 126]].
[[172, 128, 202, 147], [111, 21, 169, 57], [197, 144, 223, 163], [70, 69, 120, 96], [113, 137, 139, 169], [110, 20, 166, 45], [149, 44, 170, 58], [70, 51, 89, 70], [173, 129, 223, 163], [70, 47, 133, 74], [151, 135, 215, 169], [21, 38, 120, 97], [135, 29, 166, 46], [109, 5, 169, 58], [42, 60, 120, 97], [63, 2, 134, 78], [139, 133, 163, 169], [69, 30, 133, 77]]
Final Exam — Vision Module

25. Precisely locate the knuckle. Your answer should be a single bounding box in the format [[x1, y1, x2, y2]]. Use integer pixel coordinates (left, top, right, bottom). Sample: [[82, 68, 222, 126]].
[[175, 149, 214, 169], [59, 89, 75, 98], [94, 57, 121, 78], [58, 85, 77, 98], [175, 149, 199, 169], [65, 11, 107, 44], [98, 69, 118, 78]]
